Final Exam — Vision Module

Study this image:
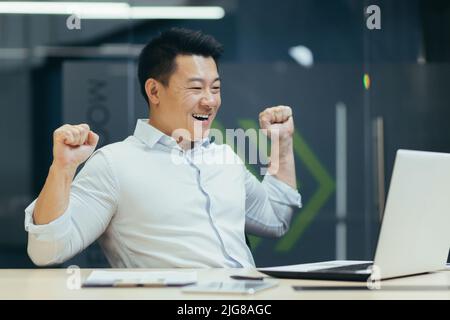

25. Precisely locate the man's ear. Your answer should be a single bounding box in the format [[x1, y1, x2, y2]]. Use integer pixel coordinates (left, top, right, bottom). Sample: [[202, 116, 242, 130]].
[[144, 78, 161, 106]]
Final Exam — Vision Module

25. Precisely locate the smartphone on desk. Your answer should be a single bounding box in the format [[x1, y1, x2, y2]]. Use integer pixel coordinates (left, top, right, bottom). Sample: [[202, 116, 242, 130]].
[[182, 280, 278, 295]]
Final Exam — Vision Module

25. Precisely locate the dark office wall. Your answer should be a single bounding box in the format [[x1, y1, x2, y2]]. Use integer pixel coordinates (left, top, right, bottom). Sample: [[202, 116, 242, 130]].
[[0, 69, 35, 267], [371, 64, 450, 184], [421, 0, 450, 62], [236, 0, 364, 62], [235, 0, 424, 63]]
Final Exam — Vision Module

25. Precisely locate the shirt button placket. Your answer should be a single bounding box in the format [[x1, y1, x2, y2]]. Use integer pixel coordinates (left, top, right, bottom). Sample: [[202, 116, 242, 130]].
[[186, 152, 241, 267]]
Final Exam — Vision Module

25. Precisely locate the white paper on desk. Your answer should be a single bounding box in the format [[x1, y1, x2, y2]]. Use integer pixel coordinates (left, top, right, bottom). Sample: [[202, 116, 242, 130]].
[[84, 270, 197, 286], [258, 260, 372, 272]]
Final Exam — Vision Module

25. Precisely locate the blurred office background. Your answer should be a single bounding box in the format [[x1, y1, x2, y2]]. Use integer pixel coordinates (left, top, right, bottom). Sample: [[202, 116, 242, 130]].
[[0, 0, 449, 268]]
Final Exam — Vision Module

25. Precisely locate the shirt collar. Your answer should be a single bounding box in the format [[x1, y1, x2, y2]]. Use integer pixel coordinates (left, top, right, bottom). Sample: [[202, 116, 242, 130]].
[[133, 119, 211, 149]]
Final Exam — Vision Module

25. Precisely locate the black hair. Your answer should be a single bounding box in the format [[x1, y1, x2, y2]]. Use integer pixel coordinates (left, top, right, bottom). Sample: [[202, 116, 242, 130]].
[[137, 27, 224, 105]]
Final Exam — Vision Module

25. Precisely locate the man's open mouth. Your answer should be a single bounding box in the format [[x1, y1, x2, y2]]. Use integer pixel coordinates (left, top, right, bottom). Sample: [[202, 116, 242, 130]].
[[192, 113, 211, 121]]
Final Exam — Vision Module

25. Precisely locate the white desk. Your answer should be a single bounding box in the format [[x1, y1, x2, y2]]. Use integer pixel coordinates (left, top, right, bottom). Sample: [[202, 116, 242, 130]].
[[0, 268, 449, 299]]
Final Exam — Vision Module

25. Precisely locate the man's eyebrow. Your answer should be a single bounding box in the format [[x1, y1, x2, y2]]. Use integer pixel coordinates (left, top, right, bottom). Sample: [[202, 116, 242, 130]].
[[187, 77, 221, 83]]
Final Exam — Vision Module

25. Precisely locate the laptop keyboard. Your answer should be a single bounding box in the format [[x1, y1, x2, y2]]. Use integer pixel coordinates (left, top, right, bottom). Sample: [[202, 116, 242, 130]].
[[318, 263, 373, 273]]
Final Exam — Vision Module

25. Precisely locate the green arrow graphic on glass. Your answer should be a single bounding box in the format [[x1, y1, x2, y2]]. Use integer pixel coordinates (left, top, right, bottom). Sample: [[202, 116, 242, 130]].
[[212, 118, 334, 252]]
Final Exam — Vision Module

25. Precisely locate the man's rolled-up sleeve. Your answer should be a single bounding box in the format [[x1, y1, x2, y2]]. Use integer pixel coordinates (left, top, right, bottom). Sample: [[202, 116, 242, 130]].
[[244, 170, 302, 238], [24, 149, 118, 266]]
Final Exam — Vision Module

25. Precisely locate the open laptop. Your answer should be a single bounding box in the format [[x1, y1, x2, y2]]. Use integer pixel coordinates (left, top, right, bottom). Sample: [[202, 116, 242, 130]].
[[259, 149, 450, 282]]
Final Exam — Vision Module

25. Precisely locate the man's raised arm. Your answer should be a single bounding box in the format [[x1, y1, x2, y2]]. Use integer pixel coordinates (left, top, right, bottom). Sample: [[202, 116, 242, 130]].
[[33, 124, 99, 225]]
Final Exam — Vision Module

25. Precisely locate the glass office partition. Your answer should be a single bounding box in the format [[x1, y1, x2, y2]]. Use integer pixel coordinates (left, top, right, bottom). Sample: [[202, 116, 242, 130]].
[[0, 0, 448, 268]]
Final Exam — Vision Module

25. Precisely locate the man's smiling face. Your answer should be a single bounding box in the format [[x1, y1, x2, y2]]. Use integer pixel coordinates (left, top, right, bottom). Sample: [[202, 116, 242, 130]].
[[155, 54, 221, 141]]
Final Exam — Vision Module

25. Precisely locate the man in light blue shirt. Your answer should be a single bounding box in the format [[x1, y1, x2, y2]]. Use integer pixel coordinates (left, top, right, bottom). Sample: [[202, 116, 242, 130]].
[[24, 28, 302, 268]]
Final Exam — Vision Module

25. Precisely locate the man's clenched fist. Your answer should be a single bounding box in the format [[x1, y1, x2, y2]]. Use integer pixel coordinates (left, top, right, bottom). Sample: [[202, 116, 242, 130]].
[[52, 124, 99, 169], [259, 105, 294, 139]]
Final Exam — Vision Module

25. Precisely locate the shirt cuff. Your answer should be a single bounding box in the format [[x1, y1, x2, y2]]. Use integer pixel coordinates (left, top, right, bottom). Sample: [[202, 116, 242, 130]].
[[262, 174, 302, 208], [24, 199, 72, 241]]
